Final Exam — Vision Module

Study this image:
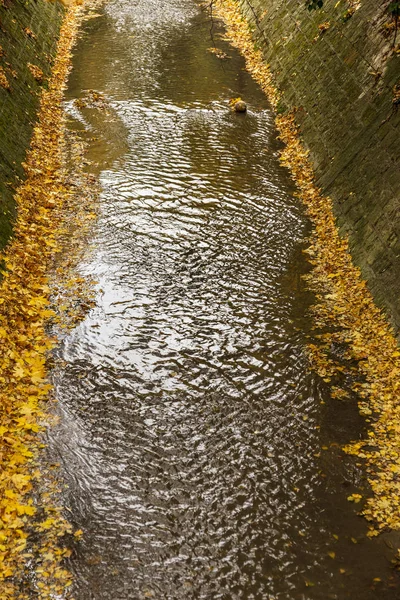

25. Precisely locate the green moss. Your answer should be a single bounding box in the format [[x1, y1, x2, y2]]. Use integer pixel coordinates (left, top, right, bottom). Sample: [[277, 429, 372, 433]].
[[276, 98, 288, 114], [0, 0, 63, 250]]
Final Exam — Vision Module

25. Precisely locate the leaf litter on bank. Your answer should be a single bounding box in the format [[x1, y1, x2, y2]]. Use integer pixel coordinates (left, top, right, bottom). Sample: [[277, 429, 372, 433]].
[[0, 0, 101, 597], [211, 0, 400, 539]]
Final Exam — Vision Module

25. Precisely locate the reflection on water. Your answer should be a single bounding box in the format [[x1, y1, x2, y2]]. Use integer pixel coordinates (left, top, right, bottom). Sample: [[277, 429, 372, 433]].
[[49, 1, 400, 598]]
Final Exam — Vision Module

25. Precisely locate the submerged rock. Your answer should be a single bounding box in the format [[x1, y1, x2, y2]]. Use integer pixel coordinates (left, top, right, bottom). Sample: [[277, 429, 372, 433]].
[[234, 100, 247, 113]]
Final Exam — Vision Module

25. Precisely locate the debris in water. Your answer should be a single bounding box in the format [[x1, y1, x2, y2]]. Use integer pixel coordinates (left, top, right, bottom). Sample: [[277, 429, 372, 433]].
[[229, 96, 247, 112], [208, 46, 229, 59]]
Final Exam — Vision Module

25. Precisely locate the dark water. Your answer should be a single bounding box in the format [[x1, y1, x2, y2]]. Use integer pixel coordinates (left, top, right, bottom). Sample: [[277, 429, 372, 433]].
[[49, 1, 400, 598]]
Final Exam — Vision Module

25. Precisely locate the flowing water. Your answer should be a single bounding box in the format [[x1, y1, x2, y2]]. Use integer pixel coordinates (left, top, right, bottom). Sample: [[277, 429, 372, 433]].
[[48, 1, 400, 598]]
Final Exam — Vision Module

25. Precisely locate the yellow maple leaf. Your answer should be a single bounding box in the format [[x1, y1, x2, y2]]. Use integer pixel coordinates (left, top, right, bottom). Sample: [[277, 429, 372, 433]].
[[16, 504, 36, 516], [39, 518, 55, 530], [11, 474, 31, 490], [13, 364, 26, 379], [73, 529, 83, 538]]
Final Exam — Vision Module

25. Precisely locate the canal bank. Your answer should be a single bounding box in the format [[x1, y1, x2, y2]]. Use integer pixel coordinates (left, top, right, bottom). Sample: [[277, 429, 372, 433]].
[[0, 2, 90, 597], [234, 0, 400, 335], [0, 0, 64, 249]]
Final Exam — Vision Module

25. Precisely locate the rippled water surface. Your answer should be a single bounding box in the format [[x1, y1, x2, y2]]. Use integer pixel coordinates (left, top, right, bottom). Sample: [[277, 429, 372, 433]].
[[49, 1, 400, 598]]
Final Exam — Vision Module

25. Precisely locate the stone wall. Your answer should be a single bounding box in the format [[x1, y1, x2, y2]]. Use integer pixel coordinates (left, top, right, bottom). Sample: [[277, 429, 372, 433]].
[[238, 0, 400, 333], [0, 0, 63, 248]]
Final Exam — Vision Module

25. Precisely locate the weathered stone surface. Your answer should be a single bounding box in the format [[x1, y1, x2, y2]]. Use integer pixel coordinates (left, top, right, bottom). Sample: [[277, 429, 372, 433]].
[[234, 99, 247, 112], [238, 0, 400, 333], [0, 0, 63, 248]]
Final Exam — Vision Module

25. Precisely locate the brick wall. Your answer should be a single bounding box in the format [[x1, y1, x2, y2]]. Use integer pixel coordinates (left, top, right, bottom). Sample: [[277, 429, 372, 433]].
[[0, 0, 63, 248], [238, 0, 400, 333]]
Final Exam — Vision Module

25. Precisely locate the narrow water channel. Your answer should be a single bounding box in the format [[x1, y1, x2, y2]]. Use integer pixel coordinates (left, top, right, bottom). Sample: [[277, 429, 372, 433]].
[[48, 1, 400, 598]]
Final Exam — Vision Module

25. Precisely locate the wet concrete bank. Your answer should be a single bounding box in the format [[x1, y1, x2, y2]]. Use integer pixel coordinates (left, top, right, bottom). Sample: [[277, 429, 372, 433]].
[[237, 0, 400, 334], [0, 0, 63, 248]]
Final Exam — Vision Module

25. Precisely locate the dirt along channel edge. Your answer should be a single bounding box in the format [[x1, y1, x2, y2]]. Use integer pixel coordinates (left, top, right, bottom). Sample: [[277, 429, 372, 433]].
[[209, 0, 400, 541]]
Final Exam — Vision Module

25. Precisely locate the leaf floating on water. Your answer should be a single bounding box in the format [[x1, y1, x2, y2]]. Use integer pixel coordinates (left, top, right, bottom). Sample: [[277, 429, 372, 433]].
[[347, 494, 362, 504], [208, 47, 229, 59]]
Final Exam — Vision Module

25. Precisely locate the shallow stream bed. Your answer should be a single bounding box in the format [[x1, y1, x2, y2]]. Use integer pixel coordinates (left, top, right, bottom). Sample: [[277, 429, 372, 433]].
[[48, 1, 400, 598]]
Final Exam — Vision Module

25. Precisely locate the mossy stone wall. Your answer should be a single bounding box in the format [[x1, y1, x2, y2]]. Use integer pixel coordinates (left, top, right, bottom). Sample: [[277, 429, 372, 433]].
[[0, 0, 63, 248], [239, 0, 400, 333]]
